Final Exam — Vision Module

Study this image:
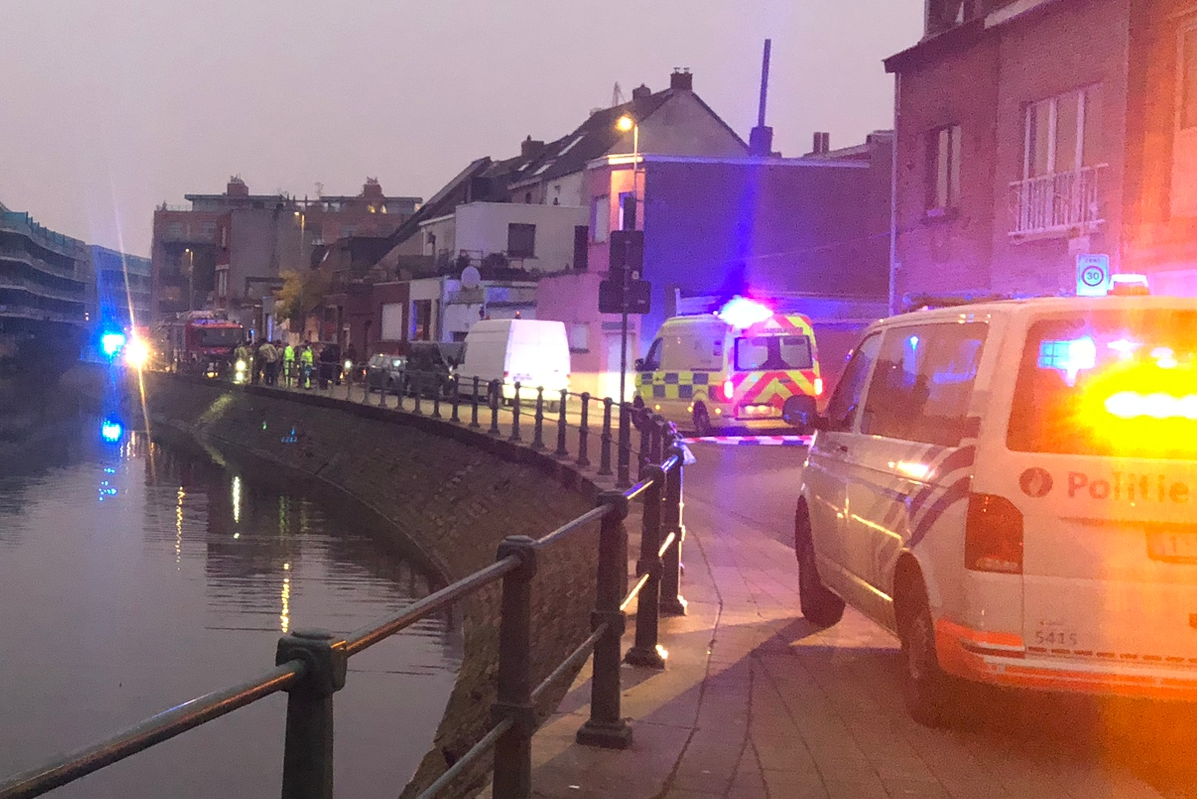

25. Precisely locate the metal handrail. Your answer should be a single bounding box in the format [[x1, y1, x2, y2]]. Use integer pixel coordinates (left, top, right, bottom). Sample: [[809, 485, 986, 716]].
[[5, 367, 690, 799], [0, 662, 304, 799]]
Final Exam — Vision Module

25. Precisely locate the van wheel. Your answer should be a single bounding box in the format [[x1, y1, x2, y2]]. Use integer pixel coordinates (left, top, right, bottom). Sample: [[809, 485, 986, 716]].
[[895, 573, 952, 728], [795, 504, 844, 627], [692, 403, 712, 436]]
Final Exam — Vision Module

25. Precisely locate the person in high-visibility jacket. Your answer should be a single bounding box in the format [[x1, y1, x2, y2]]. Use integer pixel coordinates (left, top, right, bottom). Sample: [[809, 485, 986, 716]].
[[298, 344, 314, 389], [282, 342, 296, 387]]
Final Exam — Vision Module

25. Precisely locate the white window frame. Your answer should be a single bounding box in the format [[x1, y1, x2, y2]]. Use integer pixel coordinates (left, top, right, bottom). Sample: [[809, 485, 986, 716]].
[[926, 124, 962, 213], [1022, 85, 1101, 180]]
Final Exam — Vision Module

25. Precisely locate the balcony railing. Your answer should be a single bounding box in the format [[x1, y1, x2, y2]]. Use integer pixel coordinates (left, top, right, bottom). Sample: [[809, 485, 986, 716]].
[[1009, 164, 1107, 238]]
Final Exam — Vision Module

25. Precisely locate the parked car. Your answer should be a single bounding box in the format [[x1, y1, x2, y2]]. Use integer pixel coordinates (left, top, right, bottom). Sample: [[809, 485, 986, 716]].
[[458, 319, 570, 406], [405, 341, 465, 398], [794, 292, 1197, 727], [365, 353, 406, 394]]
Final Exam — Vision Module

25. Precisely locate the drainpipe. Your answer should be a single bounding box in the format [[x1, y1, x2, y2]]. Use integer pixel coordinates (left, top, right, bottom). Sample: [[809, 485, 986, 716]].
[[888, 73, 901, 316]]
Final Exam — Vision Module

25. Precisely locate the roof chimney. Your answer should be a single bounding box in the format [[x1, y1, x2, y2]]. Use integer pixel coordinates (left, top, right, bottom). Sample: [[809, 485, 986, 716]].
[[227, 176, 249, 197], [520, 135, 546, 159], [362, 177, 384, 199], [812, 132, 831, 155], [631, 84, 652, 101], [669, 68, 693, 91]]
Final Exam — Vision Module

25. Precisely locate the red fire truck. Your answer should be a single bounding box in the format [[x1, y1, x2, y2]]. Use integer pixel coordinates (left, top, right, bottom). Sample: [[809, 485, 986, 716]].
[[158, 312, 245, 377]]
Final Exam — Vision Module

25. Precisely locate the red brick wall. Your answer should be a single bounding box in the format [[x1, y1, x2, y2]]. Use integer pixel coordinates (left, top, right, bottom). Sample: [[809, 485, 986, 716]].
[[990, 0, 1131, 295], [892, 35, 1000, 306]]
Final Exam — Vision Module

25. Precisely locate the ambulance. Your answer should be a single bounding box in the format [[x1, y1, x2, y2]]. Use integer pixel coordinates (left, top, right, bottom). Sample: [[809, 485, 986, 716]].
[[794, 288, 1197, 726], [635, 298, 822, 434]]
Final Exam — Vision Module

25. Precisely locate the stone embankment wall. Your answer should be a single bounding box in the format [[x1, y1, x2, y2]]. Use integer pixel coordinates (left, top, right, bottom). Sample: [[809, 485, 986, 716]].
[[141, 374, 601, 797]]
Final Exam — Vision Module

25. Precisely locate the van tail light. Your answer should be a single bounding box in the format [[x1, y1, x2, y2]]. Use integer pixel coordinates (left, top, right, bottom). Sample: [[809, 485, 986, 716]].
[[964, 494, 1023, 574], [814, 377, 824, 396], [722, 379, 735, 401]]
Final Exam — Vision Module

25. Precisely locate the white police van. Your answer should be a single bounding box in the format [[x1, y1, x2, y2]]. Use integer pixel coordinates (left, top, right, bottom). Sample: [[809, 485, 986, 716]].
[[794, 292, 1197, 725]]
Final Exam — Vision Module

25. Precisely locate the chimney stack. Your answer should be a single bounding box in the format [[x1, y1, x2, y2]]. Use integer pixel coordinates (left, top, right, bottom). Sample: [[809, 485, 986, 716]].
[[631, 84, 652, 101], [669, 68, 693, 91], [812, 132, 831, 155], [520, 135, 546, 159], [227, 176, 249, 197]]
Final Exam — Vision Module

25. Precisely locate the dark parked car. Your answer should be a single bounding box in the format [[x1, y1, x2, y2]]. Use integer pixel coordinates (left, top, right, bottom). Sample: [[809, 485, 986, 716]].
[[365, 353, 406, 394], [405, 342, 465, 398]]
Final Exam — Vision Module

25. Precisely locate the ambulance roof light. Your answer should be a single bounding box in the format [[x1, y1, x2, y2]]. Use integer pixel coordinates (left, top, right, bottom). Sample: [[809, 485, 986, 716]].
[[717, 296, 773, 329]]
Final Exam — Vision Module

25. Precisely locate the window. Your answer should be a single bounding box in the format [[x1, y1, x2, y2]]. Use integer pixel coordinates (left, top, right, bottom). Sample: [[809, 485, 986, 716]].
[[165, 222, 184, 239], [573, 225, 589, 271], [216, 268, 228, 299], [1182, 28, 1197, 130], [926, 125, 962, 212], [641, 339, 662, 371], [1023, 85, 1103, 179], [591, 195, 609, 242], [199, 221, 217, 240], [568, 322, 589, 353], [618, 192, 637, 231], [733, 335, 814, 371], [380, 302, 404, 341], [825, 334, 882, 430], [342, 225, 356, 238], [507, 223, 536, 258], [411, 300, 432, 341], [861, 323, 987, 446]]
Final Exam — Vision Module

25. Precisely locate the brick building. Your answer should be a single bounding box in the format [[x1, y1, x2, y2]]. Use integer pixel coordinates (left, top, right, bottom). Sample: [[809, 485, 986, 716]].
[[150, 177, 419, 337], [886, 0, 1197, 308]]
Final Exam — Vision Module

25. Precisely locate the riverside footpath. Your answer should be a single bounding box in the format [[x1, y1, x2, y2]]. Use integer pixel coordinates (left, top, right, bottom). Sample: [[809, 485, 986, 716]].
[[497, 443, 1176, 799]]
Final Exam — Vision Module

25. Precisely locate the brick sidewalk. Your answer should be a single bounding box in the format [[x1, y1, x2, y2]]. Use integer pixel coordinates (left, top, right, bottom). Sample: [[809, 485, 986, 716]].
[[482, 487, 1165, 799]]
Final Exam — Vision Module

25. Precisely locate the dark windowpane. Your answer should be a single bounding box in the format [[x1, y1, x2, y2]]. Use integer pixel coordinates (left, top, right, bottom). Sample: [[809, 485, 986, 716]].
[[1082, 84, 1103, 167], [507, 223, 536, 258], [825, 334, 882, 429]]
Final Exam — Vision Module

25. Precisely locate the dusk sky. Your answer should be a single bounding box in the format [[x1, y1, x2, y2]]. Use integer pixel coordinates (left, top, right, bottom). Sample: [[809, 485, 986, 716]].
[[1, 1, 923, 256]]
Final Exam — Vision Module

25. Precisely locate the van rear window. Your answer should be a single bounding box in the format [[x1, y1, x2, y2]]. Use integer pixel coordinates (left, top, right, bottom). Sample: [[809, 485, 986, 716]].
[[733, 335, 813, 371], [1008, 311, 1197, 459]]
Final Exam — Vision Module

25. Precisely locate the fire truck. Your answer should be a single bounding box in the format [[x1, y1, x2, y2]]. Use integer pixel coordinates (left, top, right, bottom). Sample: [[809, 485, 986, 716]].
[[158, 311, 245, 377]]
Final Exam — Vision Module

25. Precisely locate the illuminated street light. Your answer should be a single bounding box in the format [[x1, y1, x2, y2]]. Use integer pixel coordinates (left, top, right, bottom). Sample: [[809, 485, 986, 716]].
[[616, 114, 634, 132]]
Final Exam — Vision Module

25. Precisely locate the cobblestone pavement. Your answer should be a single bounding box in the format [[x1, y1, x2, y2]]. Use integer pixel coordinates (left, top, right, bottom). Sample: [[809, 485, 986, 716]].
[[506, 444, 1197, 799]]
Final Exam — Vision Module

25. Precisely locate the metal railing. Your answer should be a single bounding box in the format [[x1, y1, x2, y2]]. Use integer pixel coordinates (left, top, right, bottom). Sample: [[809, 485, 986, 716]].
[[1009, 163, 1107, 237], [0, 366, 688, 799]]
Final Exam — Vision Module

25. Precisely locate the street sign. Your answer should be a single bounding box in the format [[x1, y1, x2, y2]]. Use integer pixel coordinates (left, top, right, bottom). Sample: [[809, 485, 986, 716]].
[[609, 230, 644, 283], [599, 279, 651, 315], [1076, 254, 1111, 297]]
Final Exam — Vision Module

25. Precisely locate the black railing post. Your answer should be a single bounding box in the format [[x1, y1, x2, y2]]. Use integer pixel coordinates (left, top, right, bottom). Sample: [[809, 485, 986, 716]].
[[377, 372, 388, 408], [576, 393, 591, 468], [362, 367, 371, 405], [661, 444, 688, 616], [412, 375, 423, 416], [624, 466, 667, 670], [432, 375, 443, 419], [637, 408, 652, 480], [555, 389, 569, 458], [651, 416, 664, 464], [489, 380, 501, 436], [510, 382, 522, 442], [577, 492, 632, 749], [450, 375, 461, 423], [532, 387, 546, 450], [598, 398, 613, 477], [616, 402, 632, 489], [491, 536, 538, 799], [276, 629, 348, 799], [470, 376, 481, 429]]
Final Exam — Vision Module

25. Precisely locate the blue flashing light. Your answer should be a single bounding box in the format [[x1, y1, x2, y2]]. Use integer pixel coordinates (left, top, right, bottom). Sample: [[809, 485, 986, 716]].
[[717, 296, 773, 329], [101, 420, 123, 443], [100, 332, 127, 359], [1038, 337, 1097, 386]]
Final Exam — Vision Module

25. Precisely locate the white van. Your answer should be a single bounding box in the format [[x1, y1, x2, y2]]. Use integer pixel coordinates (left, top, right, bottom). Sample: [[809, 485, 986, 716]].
[[459, 319, 570, 401], [794, 295, 1197, 726]]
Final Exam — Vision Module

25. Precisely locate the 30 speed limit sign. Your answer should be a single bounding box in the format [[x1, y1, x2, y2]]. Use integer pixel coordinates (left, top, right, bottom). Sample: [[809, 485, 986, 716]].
[[1076, 254, 1111, 296]]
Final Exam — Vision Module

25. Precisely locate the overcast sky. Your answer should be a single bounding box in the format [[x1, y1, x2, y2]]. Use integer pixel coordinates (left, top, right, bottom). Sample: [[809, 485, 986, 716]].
[[0, 1, 923, 256]]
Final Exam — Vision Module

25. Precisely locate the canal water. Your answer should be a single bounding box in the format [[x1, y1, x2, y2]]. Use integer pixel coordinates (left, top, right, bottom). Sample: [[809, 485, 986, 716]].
[[0, 385, 463, 799]]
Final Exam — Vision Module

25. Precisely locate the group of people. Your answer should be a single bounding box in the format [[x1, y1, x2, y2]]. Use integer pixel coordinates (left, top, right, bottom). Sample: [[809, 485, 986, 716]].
[[230, 339, 358, 390]]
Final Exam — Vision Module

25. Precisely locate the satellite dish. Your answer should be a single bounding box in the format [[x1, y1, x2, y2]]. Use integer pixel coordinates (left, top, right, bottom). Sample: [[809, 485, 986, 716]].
[[461, 266, 481, 288]]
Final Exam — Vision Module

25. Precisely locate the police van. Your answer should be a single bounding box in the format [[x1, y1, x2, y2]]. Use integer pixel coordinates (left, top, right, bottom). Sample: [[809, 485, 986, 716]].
[[636, 300, 823, 435], [794, 293, 1197, 725]]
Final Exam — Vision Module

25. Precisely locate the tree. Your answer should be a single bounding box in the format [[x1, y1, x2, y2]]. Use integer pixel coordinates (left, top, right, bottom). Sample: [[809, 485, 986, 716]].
[[274, 269, 330, 330]]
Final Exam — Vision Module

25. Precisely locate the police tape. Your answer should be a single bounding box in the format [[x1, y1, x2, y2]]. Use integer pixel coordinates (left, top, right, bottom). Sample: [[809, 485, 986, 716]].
[[681, 435, 813, 447]]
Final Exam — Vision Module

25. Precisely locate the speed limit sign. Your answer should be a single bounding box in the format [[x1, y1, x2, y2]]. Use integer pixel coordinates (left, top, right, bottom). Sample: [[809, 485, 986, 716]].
[[1076, 254, 1111, 296]]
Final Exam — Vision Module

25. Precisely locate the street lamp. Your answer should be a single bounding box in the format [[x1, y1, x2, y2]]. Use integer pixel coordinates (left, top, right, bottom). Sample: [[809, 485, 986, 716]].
[[614, 114, 641, 405]]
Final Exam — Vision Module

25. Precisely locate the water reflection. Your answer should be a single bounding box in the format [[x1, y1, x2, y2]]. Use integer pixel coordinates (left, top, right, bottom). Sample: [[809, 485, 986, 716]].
[[0, 395, 462, 799]]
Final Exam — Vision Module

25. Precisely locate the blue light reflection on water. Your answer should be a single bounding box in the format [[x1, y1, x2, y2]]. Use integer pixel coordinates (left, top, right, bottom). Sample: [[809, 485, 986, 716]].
[[0, 413, 461, 799]]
